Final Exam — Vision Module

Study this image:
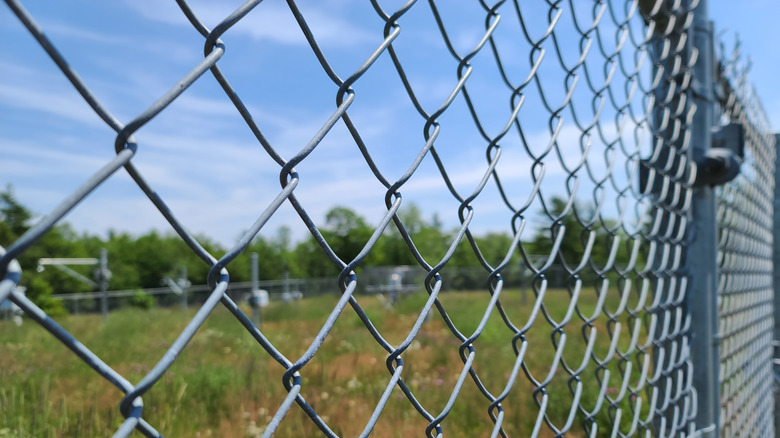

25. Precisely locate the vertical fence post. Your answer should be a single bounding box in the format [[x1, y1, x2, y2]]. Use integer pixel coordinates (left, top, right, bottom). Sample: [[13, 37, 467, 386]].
[[180, 265, 188, 310], [687, 1, 721, 435], [99, 248, 109, 319], [251, 252, 260, 327], [774, 133, 780, 434]]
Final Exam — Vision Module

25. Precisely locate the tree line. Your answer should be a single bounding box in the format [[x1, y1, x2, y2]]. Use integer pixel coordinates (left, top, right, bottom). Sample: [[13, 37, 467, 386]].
[[0, 187, 636, 313]]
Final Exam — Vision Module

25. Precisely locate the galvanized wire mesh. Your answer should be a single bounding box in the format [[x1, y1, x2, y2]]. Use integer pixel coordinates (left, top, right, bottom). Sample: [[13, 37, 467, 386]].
[[713, 41, 776, 436], [0, 0, 773, 436]]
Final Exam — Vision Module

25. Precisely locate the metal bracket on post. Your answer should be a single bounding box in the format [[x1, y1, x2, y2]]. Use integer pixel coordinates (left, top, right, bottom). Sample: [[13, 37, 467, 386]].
[[712, 123, 745, 158], [693, 123, 744, 187]]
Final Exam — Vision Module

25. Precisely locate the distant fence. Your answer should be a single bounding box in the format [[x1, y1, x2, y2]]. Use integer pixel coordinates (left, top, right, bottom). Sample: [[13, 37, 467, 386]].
[[1, 0, 776, 437], [49, 279, 317, 315], [48, 265, 572, 315]]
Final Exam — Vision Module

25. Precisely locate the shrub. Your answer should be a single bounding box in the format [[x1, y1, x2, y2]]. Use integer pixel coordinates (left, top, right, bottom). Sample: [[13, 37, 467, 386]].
[[128, 290, 155, 309]]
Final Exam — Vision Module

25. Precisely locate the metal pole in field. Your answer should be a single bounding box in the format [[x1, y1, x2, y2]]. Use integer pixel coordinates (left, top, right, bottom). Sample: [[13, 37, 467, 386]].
[[180, 265, 188, 310], [99, 248, 109, 319], [251, 252, 260, 327], [687, 1, 720, 434]]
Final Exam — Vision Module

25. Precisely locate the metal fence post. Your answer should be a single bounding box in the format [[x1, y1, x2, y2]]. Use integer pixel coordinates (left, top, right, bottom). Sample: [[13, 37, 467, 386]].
[[180, 265, 188, 310], [251, 252, 260, 327], [687, 1, 721, 435], [774, 133, 780, 435], [99, 248, 109, 319]]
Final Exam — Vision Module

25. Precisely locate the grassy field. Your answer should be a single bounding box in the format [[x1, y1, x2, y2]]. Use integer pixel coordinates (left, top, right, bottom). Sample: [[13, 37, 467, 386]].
[[1, 288, 647, 437]]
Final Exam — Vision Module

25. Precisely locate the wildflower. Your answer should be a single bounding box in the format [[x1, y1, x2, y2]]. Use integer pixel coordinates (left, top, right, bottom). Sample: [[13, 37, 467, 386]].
[[346, 377, 362, 390]]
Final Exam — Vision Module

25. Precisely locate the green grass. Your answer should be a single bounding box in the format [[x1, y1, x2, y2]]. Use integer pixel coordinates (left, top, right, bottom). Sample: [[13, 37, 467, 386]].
[[0, 288, 651, 437]]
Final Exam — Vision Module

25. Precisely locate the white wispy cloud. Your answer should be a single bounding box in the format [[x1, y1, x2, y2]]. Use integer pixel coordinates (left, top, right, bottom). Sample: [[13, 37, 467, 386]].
[[36, 19, 130, 45], [35, 18, 202, 67], [0, 138, 111, 174], [122, 0, 376, 49], [0, 84, 106, 128]]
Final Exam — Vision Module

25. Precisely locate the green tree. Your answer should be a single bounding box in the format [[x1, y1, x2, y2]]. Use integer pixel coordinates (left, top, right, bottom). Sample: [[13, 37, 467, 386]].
[[0, 185, 31, 240], [527, 197, 591, 267], [375, 204, 450, 267], [0, 187, 88, 313], [230, 227, 293, 282], [474, 232, 515, 268], [526, 197, 635, 273], [291, 236, 337, 278], [286, 207, 375, 278], [322, 207, 374, 264]]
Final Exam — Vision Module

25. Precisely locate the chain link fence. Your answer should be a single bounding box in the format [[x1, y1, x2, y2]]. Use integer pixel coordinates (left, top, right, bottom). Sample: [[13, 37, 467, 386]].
[[712, 36, 776, 436], [0, 0, 775, 436]]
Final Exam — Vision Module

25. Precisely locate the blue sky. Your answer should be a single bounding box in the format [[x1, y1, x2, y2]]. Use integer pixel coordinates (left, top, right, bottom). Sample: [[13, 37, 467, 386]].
[[1, 1, 778, 247]]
